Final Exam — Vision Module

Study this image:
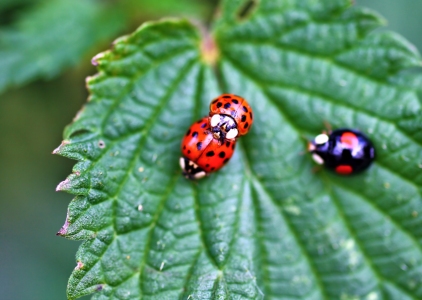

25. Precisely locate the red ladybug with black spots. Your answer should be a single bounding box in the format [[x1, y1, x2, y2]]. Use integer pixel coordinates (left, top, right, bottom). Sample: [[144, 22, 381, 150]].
[[308, 129, 375, 175], [209, 94, 253, 142], [180, 117, 236, 180]]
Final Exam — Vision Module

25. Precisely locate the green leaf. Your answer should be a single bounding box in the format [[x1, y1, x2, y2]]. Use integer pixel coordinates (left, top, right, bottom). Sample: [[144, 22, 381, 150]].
[[56, 0, 422, 299], [0, 0, 125, 94]]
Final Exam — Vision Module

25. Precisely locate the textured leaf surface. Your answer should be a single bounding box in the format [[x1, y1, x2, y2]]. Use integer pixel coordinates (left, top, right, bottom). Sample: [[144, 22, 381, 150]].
[[0, 0, 125, 94], [56, 0, 422, 299]]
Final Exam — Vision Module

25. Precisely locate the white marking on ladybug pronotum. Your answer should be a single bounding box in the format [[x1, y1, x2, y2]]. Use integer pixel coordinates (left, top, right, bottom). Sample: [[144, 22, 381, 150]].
[[194, 171, 207, 179], [226, 128, 238, 140], [210, 114, 221, 127], [314, 133, 329, 145], [179, 157, 185, 170], [312, 153, 325, 165]]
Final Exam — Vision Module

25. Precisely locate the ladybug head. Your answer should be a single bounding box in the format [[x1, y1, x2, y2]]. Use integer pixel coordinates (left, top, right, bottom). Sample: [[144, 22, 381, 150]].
[[179, 157, 207, 180], [210, 114, 238, 141]]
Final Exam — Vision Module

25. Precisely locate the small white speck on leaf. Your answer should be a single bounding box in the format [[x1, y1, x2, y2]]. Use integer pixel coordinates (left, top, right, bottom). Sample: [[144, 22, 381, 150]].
[[367, 292, 379, 300], [137, 204, 143, 211], [138, 167, 144, 172], [338, 79, 347, 86], [159, 261, 165, 271]]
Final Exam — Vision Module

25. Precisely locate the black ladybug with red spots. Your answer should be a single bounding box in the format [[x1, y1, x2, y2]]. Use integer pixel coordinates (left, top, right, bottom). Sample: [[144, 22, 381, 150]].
[[308, 129, 375, 175]]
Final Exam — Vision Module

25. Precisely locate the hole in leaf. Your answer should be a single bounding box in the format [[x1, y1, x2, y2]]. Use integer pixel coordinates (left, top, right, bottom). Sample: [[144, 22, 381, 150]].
[[68, 129, 91, 139], [237, 0, 258, 20]]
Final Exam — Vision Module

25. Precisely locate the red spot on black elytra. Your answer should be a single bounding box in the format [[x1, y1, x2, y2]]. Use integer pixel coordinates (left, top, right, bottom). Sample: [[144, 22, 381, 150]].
[[336, 165, 353, 175], [244, 122, 249, 129], [192, 131, 198, 138], [219, 151, 226, 158], [224, 103, 231, 109], [242, 106, 248, 113], [241, 115, 247, 122], [206, 151, 215, 157], [186, 129, 191, 136], [216, 102, 223, 108], [232, 99, 239, 104]]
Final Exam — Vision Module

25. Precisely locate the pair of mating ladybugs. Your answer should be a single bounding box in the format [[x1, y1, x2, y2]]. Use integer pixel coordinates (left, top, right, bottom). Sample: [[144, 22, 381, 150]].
[[180, 94, 253, 180], [180, 95, 375, 179]]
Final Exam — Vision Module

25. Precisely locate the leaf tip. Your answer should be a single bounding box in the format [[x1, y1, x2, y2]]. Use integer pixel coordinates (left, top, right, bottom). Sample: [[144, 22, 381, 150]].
[[56, 178, 70, 191], [52, 140, 70, 154], [57, 214, 70, 236], [91, 52, 106, 67], [74, 261, 84, 270]]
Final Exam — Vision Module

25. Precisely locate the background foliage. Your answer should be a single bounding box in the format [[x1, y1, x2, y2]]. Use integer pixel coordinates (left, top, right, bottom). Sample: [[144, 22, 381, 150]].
[[0, 0, 422, 299]]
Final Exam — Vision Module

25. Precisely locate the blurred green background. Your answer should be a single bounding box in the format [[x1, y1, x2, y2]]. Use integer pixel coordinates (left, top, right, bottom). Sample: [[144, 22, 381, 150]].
[[0, 1, 421, 299]]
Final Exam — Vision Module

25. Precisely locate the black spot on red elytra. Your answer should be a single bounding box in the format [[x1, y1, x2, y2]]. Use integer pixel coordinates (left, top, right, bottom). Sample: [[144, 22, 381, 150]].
[[226, 141, 230, 147], [183, 145, 186, 149], [244, 122, 249, 129], [196, 142, 202, 150], [211, 167, 216, 171], [192, 131, 198, 138], [205, 164, 210, 168], [206, 151, 215, 157], [188, 150, 191, 154], [186, 129, 191, 136], [219, 151, 226, 158], [223, 158, 229, 164], [232, 99, 239, 104], [201, 122, 207, 128], [242, 106, 249, 113], [212, 99, 218, 104], [216, 102, 223, 108], [232, 144, 235, 149], [241, 115, 247, 122], [224, 103, 231, 109], [250, 112, 253, 119], [222, 95, 231, 99]]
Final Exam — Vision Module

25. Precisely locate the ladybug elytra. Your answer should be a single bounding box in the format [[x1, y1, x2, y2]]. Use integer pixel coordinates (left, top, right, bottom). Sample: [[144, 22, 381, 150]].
[[180, 117, 235, 180], [209, 94, 253, 142]]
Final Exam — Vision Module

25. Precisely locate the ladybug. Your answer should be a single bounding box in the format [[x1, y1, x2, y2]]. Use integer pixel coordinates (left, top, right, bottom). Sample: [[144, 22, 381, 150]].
[[308, 129, 375, 175], [209, 94, 253, 142], [180, 117, 236, 180]]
